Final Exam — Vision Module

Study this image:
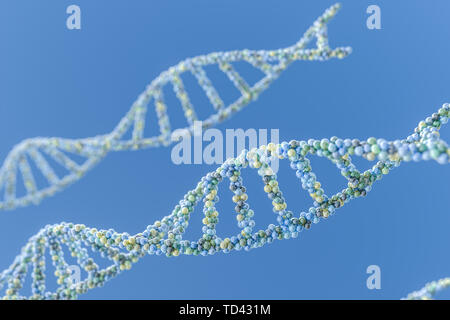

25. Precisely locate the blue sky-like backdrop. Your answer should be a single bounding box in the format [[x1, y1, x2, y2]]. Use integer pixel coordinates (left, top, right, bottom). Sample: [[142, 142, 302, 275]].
[[0, 0, 450, 299]]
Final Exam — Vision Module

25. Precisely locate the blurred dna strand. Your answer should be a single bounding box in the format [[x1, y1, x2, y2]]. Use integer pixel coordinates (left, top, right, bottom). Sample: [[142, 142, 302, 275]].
[[0, 4, 350, 211], [0, 3, 447, 300]]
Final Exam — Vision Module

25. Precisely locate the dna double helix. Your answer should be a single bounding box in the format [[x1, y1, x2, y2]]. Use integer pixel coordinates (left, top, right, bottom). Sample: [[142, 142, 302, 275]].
[[0, 4, 448, 300], [0, 4, 350, 211]]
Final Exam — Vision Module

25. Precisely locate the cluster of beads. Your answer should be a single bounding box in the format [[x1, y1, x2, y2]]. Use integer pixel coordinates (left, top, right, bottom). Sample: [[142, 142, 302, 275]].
[[0, 3, 350, 211], [404, 278, 450, 300], [0, 103, 448, 299]]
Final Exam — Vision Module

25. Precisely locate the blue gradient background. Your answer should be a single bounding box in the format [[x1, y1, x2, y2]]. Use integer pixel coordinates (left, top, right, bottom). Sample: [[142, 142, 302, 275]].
[[1, 0, 449, 299]]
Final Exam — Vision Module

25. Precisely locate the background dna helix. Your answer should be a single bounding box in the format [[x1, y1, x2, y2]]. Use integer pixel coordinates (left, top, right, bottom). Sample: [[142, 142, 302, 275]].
[[0, 4, 350, 211], [0, 1, 448, 298]]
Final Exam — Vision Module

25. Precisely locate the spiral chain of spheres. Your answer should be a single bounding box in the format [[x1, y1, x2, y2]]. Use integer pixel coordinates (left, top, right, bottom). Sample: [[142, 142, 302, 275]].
[[0, 4, 448, 300], [1, 101, 448, 300], [0, 4, 350, 211]]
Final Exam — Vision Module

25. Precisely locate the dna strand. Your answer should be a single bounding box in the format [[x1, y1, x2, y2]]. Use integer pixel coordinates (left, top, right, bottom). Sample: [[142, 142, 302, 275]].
[[0, 3, 448, 300], [404, 277, 450, 300], [0, 3, 351, 211], [0, 102, 448, 300]]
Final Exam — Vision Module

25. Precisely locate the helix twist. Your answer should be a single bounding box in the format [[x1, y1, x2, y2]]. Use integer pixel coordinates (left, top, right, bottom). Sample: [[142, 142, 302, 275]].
[[0, 4, 350, 211], [0, 3, 447, 300]]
